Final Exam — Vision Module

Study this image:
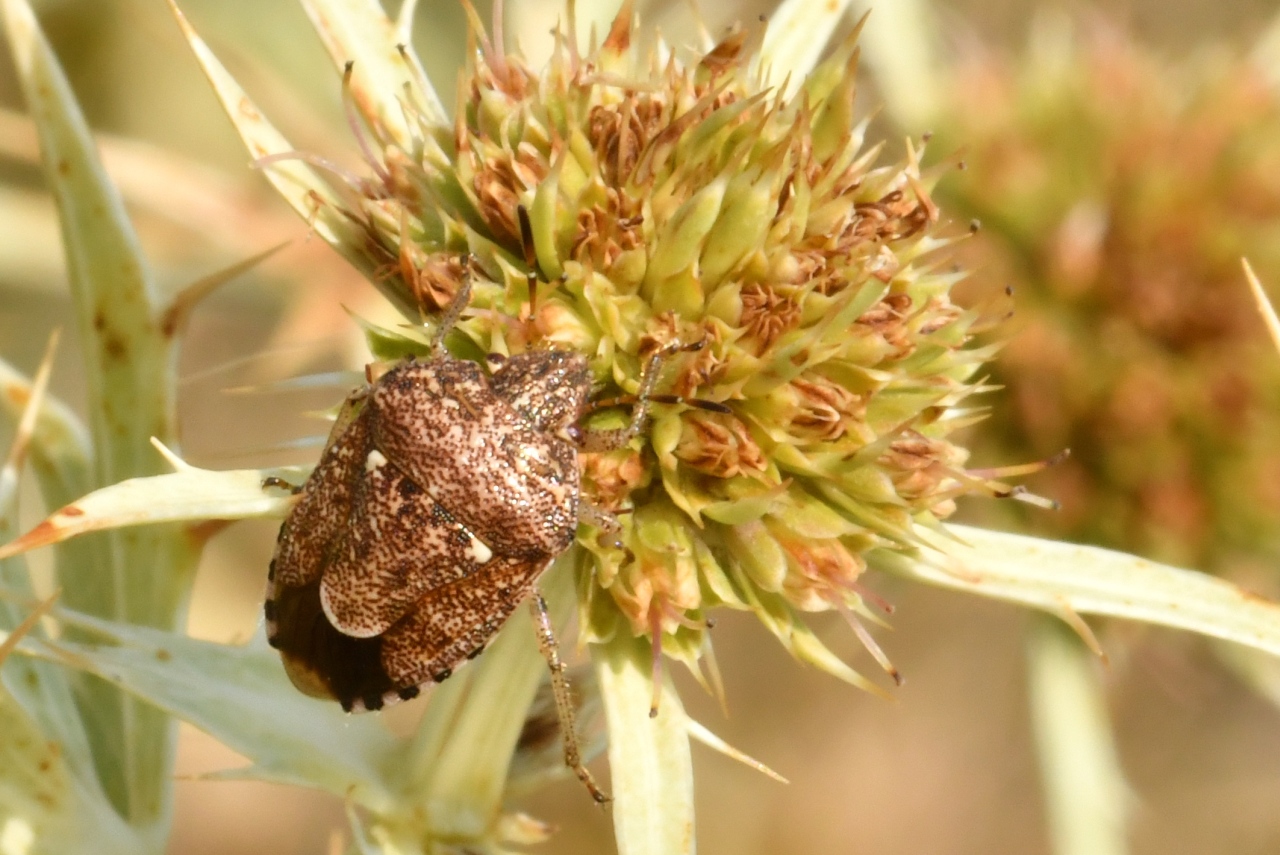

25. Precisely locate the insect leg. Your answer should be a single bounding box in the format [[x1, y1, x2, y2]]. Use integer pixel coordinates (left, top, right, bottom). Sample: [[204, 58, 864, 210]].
[[583, 392, 730, 415], [576, 499, 622, 534], [261, 476, 302, 495], [529, 591, 610, 804], [579, 339, 719, 453], [429, 254, 475, 353]]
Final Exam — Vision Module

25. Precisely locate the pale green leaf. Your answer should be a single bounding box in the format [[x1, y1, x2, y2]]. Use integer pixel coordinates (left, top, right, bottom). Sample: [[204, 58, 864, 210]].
[[12, 612, 402, 813], [0, 354, 169, 817], [160, 241, 290, 340], [0, 340, 101, 797], [596, 634, 694, 855], [0, 688, 140, 855], [298, 0, 447, 140], [2, 0, 197, 825], [1, 0, 169, 486], [166, 4, 352, 248], [167, 0, 420, 320], [0, 354, 91, 512], [2, 371, 134, 853], [880, 525, 1280, 657], [686, 718, 788, 784], [0, 463, 304, 562], [1027, 617, 1129, 855]]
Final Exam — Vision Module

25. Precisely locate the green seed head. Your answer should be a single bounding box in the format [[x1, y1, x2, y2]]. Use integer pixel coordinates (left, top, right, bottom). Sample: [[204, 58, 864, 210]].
[[341, 5, 992, 675]]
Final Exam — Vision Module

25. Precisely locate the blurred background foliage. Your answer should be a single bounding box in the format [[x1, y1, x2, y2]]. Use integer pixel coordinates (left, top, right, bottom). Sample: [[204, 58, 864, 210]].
[[3, 0, 1280, 853]]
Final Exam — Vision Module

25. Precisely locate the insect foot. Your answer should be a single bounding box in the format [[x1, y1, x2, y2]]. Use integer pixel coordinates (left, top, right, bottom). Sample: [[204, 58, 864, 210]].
[[530, 591, 610, 804], [261, 475, 302, 495]]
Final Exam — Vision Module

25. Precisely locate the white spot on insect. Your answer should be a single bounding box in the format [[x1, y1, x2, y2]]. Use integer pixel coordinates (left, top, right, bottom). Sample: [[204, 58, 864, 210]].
[[465, 533, 493, 565], [513, 444, 551, 475], [366, 449, 388, 473]]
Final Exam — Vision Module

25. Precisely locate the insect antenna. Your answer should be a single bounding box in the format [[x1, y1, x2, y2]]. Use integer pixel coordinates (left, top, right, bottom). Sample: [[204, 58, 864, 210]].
[[579, 339, 729, 452]]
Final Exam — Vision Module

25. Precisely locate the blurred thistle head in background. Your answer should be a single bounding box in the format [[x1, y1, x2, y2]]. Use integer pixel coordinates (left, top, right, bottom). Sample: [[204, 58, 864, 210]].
[[935, 18, 1280, 580]]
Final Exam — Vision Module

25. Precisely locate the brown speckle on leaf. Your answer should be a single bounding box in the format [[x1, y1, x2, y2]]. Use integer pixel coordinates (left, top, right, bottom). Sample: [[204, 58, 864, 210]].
[[101, 334, 128, 361], [237, 96, 262, 122], [5, 384, 30, 409]]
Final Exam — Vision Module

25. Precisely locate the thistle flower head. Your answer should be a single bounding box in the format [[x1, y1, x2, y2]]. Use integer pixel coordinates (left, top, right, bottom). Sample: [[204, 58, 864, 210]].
[[323, 2, 996, 680], [934, 23, 1280, 573]]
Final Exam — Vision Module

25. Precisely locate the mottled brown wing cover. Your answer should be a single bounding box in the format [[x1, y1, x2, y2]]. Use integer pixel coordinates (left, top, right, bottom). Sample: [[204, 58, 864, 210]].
[[266, 358, 573, 712], [371, 359, 580, 557]]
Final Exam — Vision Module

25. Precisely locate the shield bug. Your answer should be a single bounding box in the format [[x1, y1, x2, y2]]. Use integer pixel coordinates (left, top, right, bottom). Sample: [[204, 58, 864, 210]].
[[264, 256, 725, 802]]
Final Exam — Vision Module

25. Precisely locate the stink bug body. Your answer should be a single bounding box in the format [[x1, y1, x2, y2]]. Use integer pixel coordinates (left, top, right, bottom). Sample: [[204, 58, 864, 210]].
[[265, 250, 725, 803], [265, 345, 592, 713]]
